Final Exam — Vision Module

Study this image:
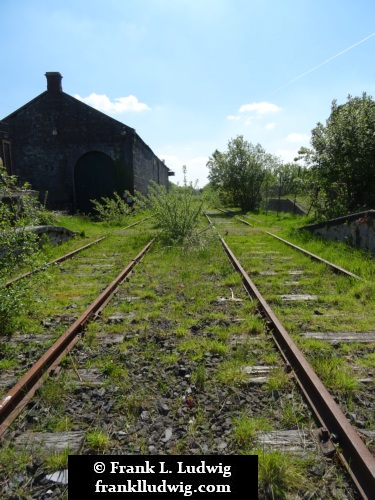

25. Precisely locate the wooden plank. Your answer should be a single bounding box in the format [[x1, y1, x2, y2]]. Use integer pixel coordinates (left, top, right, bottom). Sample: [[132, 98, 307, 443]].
[[302, 331, 375, 342], [241, 365, 271, 385], [14, 431, 84, 453], [96, 333, 125, 344], [281, 294, 317, 301], [256, 430, 317, 454]]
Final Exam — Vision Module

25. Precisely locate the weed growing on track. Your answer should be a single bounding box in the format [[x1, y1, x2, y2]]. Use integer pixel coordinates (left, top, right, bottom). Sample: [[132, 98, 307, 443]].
[[265, 368, 290, 392], [279, 397, 308, 428], [1, 203, 372, 498], [146, 168, 204, 244], [86, 430, 111, 452], [191, 364, 206, 391], [99, 356, 128, 381], [257, 449, 315, 498], [233, 415, 272, 448], [0, 445, 33, 492], [44, 449, 69, 471], [357, 350, 375, 369], [90, 191, 142, 226], [311, 357, 358, 394]]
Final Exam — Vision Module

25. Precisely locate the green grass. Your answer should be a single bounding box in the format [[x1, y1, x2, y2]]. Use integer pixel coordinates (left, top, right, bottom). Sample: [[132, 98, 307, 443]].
[[265, 367, 291, 392], [257, 449, 315, 498], [311, 357, 359, 394], [356, 351, 375, 369], [44, 448, 70, 471], [2, 207, 373, 497], [85, 430, 111, 452], [233, 415, 272, 448]]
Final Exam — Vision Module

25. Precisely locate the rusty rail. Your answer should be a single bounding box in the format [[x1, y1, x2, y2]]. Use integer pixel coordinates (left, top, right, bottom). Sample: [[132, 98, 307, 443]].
[[4, 237, 106, 287], [220, 236, 375, 500], [266, 232, 361, 280], [212, 212, 360, 279], [123, 215, 154, 229], [235, 217, 253, 226], [0, 239, 154, 437]]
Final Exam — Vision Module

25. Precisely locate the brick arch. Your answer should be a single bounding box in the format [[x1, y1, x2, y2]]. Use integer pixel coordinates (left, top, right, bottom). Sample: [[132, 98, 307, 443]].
[[74, 151, 116, 213]]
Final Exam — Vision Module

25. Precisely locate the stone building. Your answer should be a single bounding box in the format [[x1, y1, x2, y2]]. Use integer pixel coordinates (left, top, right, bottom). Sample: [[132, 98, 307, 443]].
[[1, 72, 173, 212]]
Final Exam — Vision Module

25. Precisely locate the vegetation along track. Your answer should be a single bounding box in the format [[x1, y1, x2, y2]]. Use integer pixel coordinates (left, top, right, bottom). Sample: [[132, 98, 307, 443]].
[[0, 211, 374, 498], [208, 209, 375, 497]]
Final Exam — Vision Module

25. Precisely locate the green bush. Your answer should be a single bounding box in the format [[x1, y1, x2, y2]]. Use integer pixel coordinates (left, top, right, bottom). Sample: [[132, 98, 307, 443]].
[[90, 191, 144, 226], [147, 167, 203, 244], [0, 167, 49, 334]]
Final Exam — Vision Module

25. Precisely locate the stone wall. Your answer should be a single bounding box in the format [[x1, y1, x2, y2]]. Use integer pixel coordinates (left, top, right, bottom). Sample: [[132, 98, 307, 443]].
[[17, 225, 77, 246], [133, 136, 169, 194], [267, 198, 306, 215], [0, 225, 77, 259], [300, 210, 375, 253]]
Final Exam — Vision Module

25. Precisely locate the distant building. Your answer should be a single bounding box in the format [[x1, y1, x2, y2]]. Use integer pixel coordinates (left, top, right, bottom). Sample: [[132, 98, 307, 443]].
[[1, 72, 174, 212]]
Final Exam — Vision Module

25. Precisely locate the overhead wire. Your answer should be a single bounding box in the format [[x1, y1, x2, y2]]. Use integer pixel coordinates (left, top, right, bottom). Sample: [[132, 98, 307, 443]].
[[270, 31, 375, 95]]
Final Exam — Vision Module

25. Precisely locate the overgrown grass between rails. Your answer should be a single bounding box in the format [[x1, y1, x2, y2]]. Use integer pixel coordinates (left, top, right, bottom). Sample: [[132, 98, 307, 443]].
[[283, 225, 375, 279], [0, 229, 155, 339], [231, 208, 375, 279], [310, 357, 359, 394], [256, 448, 316, 498], [233, 415, 272, 448], [85, 429, 111, 452], [227, 225, 375, 334]]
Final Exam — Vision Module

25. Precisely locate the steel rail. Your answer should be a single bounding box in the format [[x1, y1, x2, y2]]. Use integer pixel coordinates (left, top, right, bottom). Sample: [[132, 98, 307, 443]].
[[215, 207, 260, 224], [0, 239, 154, 438], [4, 237, 107, 287], [235, 217, 253, 227], [123, 215, 154, 229], [219, 236, 375, 500], [205, 214, 215, 226], [266, 232, 361, 280]]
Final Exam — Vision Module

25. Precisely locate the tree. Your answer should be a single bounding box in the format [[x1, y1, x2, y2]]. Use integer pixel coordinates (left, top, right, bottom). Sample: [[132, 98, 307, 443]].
[[207, 136, 277, 211], [298, 92, 375, 219]]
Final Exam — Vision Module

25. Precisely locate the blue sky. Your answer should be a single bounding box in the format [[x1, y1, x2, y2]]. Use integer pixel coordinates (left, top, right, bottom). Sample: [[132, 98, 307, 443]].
[[1, 0, 375, 188]]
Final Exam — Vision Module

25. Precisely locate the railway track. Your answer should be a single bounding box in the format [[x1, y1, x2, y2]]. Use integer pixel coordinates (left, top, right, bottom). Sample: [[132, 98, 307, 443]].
[[207, 210, 375, 498], [0, 211, 374, 498], [0, 239, 154, 437]]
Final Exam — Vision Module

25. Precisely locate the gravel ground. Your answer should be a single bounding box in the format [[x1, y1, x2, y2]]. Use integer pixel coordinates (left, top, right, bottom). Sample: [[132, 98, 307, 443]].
[[0, 238, 368, 499], [2, 320, 363, 499]]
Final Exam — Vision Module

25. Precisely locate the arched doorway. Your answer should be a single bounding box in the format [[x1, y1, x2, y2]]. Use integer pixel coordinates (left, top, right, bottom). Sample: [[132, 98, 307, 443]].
[[74, 152, 116, 213]]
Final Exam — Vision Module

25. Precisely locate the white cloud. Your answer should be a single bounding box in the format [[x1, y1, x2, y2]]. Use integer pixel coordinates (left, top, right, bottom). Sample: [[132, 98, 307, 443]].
[[265, 122, 276, 130], [286, 133, 310, 143], [227, 114, 240, 120], [275, 148, 301, 163], [157, 153, 209, 188], [73, 93, 151, 113], [239, 101, 282, 114]]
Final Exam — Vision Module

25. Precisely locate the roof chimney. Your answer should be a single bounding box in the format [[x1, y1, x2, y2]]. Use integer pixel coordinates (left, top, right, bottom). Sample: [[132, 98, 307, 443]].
[[45, 72, 63, 93]]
